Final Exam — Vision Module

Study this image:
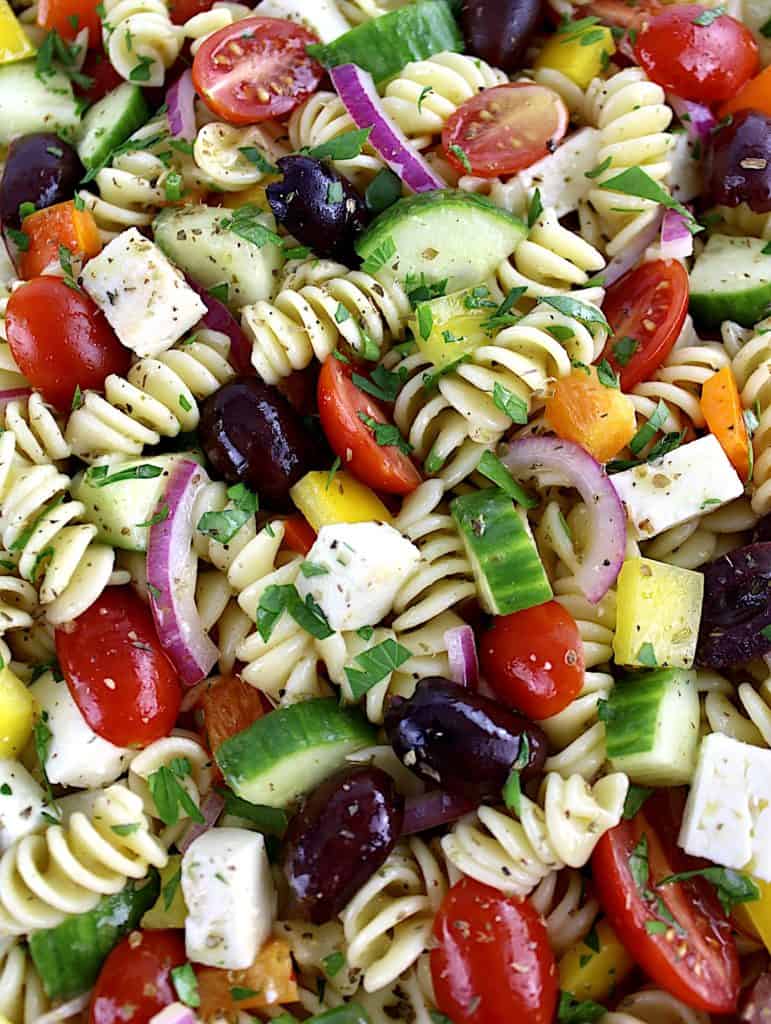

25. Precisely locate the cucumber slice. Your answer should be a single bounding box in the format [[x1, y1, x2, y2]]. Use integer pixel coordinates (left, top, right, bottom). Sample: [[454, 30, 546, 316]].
[[355, 190, 527, 293], [216, 698, 376, 808], [29, 874, 159, 1001], [154, 204, 284, 309], [451, 489, 553, 615], [71, 453, 203, 552], [0, 61, 80, 145], [690, 234, 771, 328], [600, 668, 700, 786], [306, 0, 463, 83], [77, 83, 150, 171]]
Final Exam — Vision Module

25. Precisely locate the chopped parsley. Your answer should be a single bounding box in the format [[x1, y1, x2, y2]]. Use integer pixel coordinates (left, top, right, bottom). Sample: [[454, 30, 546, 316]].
[[357, 412, 412, 454], [256, 584, 333, 642], [345, 638, 412, 699]]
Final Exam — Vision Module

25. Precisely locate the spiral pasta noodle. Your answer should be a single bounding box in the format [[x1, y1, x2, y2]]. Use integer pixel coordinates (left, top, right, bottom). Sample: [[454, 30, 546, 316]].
[[642, 496, 757, 570], [600, 988, 710, 1024], [0, 938, 48, 1024], [0, 569, 38, 637], [1, 392, 70, 466], [724, 314, 771, 515], [530, 869, 600, 957], [193, 121, 288, 191], [0, 784, 167, 934], [700, 670, 771, 748], [337, 0, 412, 24], [442, 772, 628, 896]]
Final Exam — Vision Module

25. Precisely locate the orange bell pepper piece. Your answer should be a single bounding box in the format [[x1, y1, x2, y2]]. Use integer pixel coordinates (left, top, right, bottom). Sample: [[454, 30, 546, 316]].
[[19, 200, 101, 279], [199, 674, 268, 755], [280, 513, 317, 556], [700, 365, 751, 481], [546, 364, 637, 462], [718, 65, 771, 120], [37, 0, 102, 42], [197, 938, 298, 1020]]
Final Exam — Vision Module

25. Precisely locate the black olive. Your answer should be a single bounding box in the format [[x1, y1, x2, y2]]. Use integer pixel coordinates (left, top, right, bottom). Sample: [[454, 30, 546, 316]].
[[461, 0, 544, 72], [696, 542, 771, 668], [706, 110, 771, 214], [1, 133, 83, 229]]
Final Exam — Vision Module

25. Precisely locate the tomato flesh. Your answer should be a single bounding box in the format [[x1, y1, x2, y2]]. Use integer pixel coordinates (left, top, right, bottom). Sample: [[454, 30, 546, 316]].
[[317, 355, 422, 496], [634, 4, 758, 103], [56, 587, 181, 748], [90, 930, 186, 1024], [431, 877, 557, 1024], [193, 17, 323, 124], [592, 789, 739, 1014], [480, 602, 584, 719], [6, 277, 130, 411], [601, 260, 689, 391], [443, 82, 568, 179]]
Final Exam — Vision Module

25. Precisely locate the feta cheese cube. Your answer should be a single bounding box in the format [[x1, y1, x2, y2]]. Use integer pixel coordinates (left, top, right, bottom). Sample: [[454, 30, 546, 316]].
[[81, 227, 206, 357], [0, 759, 47, 851], [679, 733, 771, 880], [182, 828, 275, 969], [519, 127, 601, 218], [611, 434, 744, 540], [295, 521, 421, 631]]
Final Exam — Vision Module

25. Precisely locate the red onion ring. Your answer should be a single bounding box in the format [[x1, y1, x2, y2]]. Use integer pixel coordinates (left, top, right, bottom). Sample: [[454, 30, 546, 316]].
[[185, 275, 252, 373], [445, 624, 479, 689], [660, 209, 693, 259], [0, 387, 32, 407], [177, 789, 225, 854], [166, 70, 196, 142], [668, 95, 717, 145]]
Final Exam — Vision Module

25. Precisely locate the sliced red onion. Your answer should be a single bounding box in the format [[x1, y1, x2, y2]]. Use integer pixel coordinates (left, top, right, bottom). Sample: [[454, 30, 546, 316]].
[[185, 275, 252, 374], [445, 624, 479, 689], [668, 95, 717, 145], [149, 1004, 197, 1024], [602, 208, 664, 286], [0, 387, 32, 407], [499, 437, 626, 603], [402, 790, 475, 834], [660, 209, 693, 259], [330, 63, 446, 193], [166, 70, 196, 142], [147, 459, 219, 686], [177, 789, 225, 853]]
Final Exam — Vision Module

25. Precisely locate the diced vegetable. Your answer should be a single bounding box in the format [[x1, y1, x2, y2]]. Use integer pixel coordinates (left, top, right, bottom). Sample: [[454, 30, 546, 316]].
[[0, 0, 35, 64], [718, 65, 771, 120], [545, 365, 637, 462], [196, 938, 298, 1017], [614, 557, 704, 670], [290, 470, 393, 530], [0, 663, 34, 757], [690, 234, 771, 329], [534, 22, 615, 89], [77, 83, 150, 172], [558, 919, 634, 1003], [734, 875, 771, 954], [19, 200, 101, 279], [701, 366, 751, 482], [141, 856, 187, 930], [223, 179, 280, 212], [0, 761, 46, 850], [413, 287, 491, 368], [0, 61, 79, 144]]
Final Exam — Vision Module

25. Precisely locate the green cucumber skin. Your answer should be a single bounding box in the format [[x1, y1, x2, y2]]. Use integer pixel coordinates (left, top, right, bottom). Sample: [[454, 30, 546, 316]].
[[29, 873, 159, 1001], [307, 0, 463, 82], [0, 62, 80, 145], [216, 698, 376, 808], [689, 234, 771, 328], [77, 83, 150, 171]]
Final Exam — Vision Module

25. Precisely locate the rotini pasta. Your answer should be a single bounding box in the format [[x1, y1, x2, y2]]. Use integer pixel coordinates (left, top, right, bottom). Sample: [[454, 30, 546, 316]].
[[723, 314, 771, 514], [600, 988, 710, 1024], [193, 121, 288, 191], [0, 938, 47, 1024], [1, 392, 70, 466], [530, 868, 599, 957]]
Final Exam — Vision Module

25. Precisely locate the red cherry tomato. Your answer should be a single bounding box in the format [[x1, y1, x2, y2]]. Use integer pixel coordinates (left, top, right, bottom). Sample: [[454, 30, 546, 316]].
[[90, 930, 186, 1024], [56, 587, 181, 748], [480, 602, 584, 719], [592, 789, 740, 1014], [317, 355, 422, 496], [169, 0, 213, 24], [564, 0, 663, 28], [6, 277, 130, 411], [78, 50, 126, 103], [600, 259, 689, 391], [431, 877, 557, 1024], [37, 0, 101, 42], [634, 4, 758, 103], [192, 17, 323, 124], [442, 83, 568, 179]]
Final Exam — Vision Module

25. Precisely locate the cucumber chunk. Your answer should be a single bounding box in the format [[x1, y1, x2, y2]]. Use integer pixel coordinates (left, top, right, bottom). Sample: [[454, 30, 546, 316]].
[[77, 83, 150, 171], [690, 234, 771, 328], [216, 698, 376, 808], [600, 668, 700, 786], [154, 204, 284, 308], [0, 61, 79, 145], [355, 190, 527, 293], [451, 488, 553, 615], [306, 0, 463, 82], [29, 874, 159, 1000]]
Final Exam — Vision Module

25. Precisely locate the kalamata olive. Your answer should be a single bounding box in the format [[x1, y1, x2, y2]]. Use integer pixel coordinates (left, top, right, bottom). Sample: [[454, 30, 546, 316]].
[[199, 376, 326, 508], [384, 677, 547, 802], [740, 971, 771, 1024], [753, 515, 771, 544], [0, 134, 83, 229], [696, 542, 771, 668], [267, 155, 369, 262], [461, 0, 543, 72], [706, 109, 771, 214], [282, 766, 404, 923]]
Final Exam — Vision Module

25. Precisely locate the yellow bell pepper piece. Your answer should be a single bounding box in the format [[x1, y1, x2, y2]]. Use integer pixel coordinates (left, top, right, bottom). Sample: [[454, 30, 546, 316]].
[[413, 287, 493, 370], [0, 663, 34, 758], [734, 875, 771, 952], [535, 22, 615, 90], [141, 856, 187, 929], [0, 0, 35, 65], [290, 470, 392, 531], [0, 1014, 14, 1024], [559, 919, 634, 1003], [614, 557, 704, 670], [222, 177, 280, 212]]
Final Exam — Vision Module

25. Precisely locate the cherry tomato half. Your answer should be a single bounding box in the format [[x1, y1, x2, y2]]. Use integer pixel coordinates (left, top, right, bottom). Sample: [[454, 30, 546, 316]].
[[37, 0, 102, 42], [90, 930, 186, 1024], [634, 4, 758, 103], [567, 0, 663, 28], [431, 877, 558, 1024], [317, 354, 422, 496], [192, 17, 323, 124], [592, 789, 740, 1014], [56, 587, 181, 748], [6, 277, 130, 411], [480, 602, 584, 719], [600, 259, 689, 391], [442, 82, 568, 179], [78, 50, 126, 103]]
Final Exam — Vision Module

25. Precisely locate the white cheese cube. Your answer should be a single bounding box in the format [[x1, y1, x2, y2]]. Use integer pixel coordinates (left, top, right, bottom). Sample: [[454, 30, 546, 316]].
[[182, 828, 275, 969], [611, 434, 744, 540], [296, 521, 421, 631], [679, 733, 771, 880], [29, 672, 134, 789], [255, 0, 351, 40], [519, 127, 601, 219], [81, 227, 206, 357], [0, 759, 47, 851]]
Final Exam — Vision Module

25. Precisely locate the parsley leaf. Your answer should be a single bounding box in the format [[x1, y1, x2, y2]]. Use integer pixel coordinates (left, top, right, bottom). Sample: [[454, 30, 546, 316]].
[[477, 451, 538, 509], [612, 335, 638, 366], [598, 167, 702, 234], [224, 204, 283, 248], [322, 951, 346, 978], [352, 364, 407, 402], [692, 4, 725, 25], [162, 864, 182, 910], [357, 412, 412, 454], [171, 963, 200, 1008], [557, 991, 606, 1024], [623, 784, 653, 820], [306, 128, 372, 161], [147, 760, 204, 827], [88, 463, 163, 487], [596, 359, 619, 388], [256, 584, 333, 642], [197, 483, 258, 544], [527, 187, 544, 229], [216, 787, 288, 836], [658, 867, 759, 916], [33, 712, 59, 814], [542, 294, 610, 329], [449, 143, 472, 173], [629, 834, 650, 892], [238, 146, 277, 174], [361, 236, 396, 275], [365, 168, 402, 214], [492, 382, 528, 424], [345, 638, 412, 699]]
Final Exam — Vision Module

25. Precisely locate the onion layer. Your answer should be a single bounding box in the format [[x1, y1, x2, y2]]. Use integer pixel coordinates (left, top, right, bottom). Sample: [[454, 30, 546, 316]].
[[660, 209, 693, 259], [166, 70, 196, 141], [445, 624, 479, 689]]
